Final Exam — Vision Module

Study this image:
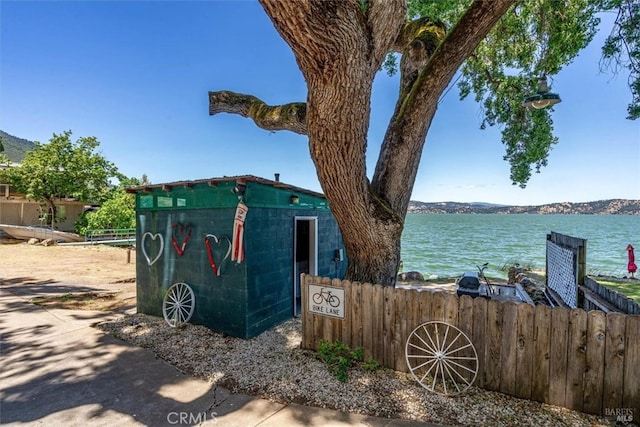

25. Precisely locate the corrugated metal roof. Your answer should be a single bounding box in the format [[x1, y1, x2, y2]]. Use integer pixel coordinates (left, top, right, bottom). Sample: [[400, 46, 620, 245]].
[[126, 174, 325, 198]]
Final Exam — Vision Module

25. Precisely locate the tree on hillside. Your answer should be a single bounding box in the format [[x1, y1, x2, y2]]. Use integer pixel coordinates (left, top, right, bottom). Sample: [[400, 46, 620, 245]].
[[0, 136, 9, 165], [76, 175, 149, 234], [4, 131, 120, 227], [208, 0, 639, 286]]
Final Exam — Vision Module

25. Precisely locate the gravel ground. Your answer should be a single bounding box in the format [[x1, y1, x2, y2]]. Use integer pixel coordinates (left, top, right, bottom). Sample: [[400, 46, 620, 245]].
[[98, 315, 613, 427]]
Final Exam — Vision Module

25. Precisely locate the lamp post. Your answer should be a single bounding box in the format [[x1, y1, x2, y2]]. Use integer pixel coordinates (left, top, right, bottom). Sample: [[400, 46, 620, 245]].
[[523, 75, 561, 110]]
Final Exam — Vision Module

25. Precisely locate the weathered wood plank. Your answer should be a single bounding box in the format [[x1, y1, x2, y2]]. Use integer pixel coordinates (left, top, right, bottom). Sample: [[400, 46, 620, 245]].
[[500, 301, 519, 396], [404, 289, 422, 372], [372, 284, 385, 363], [443, 292, 458, 327], [340, 279, 352, 349], [583, 277, 640, 314], [361, 283, 374, 359], [583, 310, 606, 415], [623, 315, 640, 418], [457, 295, 475, 384], [350, 282, 363, 350], [565, 308, 587, 412], [431, 291, 446, 322], [330, 278, 344, 342], [457, 295, 474, 334], [394, 287, 408, 372], [515, 302, 534, 400], [418, 290, 432, 323], [312, 310, 323, 351], [484, 299, 503, 392], [580, 285, 617, 313], [603, 313, 626, 412], [532, 305, 551, 404], [409, 289, 421, 335], [472, 296, 487, 389], [383, 286, 395, 368], [549, 306, 570, 407], [398, 290, 430, 375]]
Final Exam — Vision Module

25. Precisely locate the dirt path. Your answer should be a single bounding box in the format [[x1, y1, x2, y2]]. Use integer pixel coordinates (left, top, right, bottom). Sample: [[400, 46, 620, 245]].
[[0, 243, 137, 311]]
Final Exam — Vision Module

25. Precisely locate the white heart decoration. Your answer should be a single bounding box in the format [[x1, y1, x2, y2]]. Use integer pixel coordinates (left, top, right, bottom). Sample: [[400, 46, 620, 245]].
[[142, 232, 164, 266]]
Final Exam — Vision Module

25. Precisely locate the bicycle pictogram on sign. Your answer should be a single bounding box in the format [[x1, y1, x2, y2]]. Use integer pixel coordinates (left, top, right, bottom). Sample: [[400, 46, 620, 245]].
[[308, 284, 345, 319]]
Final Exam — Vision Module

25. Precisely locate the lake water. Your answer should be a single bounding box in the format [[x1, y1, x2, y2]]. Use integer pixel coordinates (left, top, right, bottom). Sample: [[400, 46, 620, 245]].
[[401, 214, 639, 279]]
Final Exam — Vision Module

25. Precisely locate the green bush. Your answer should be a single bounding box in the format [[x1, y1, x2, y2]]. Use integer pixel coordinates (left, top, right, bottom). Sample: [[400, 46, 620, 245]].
[[76, 191, 135, 235], [317, 340, 378, 382]]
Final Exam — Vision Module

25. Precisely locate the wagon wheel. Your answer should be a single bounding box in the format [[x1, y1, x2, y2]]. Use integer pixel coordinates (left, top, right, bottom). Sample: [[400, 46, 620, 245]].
[[162, 282, 195, 327], [405, 321, 478, 396]]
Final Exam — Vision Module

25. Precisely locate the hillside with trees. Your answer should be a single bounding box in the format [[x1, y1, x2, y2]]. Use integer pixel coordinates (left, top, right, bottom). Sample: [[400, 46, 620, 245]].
[[0, 130, 36, 162], [408, 199, 640, 215]]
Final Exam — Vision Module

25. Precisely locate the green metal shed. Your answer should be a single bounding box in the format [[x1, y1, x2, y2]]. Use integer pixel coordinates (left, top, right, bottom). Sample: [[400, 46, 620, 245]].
[[129, 175, 346, 338]]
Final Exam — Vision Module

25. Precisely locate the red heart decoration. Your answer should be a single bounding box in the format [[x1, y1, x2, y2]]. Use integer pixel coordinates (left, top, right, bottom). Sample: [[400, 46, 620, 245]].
[[205, 234, 231, 276], [171, 223, 192, 256]]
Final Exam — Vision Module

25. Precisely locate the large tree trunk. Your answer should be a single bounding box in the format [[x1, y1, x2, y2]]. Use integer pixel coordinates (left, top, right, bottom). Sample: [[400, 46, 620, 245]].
[[211, 0, 514, 286], [259, 0, 407, 285]]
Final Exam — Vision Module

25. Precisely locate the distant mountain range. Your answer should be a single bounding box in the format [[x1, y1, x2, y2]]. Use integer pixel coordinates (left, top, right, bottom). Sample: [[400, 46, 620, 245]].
[[0, 130, 36, 162], [1, 130, 637, 215], [408, 199, 640, 215]]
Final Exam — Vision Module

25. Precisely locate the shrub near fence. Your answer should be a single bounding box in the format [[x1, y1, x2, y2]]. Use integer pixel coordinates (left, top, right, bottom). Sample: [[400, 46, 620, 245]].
[[301, 275, 640, 418]]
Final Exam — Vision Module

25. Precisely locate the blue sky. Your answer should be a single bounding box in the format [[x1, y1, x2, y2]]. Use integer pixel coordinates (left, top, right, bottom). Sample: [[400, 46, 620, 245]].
[[1, 1, 638, 205]]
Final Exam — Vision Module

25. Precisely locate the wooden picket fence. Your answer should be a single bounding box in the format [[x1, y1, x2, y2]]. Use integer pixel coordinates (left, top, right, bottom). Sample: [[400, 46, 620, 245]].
[[301, 275, 640, 417]]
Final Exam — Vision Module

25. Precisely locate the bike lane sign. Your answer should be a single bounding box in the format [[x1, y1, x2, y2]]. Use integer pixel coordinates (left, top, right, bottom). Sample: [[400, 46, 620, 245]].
[[308, 284, 345, 319]]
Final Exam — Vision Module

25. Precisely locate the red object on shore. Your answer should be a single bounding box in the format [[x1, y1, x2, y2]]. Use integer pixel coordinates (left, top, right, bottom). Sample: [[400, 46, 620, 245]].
[[627, 244, 637, 276]]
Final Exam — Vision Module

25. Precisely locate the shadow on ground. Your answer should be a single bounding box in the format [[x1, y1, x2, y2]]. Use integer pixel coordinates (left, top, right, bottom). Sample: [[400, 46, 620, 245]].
[[0, 291, 221, 426], [0, 277, 107, 296]]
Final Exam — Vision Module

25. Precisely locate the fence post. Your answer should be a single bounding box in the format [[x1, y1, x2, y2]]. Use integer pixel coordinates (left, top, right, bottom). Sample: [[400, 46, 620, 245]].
[[549, 307, 570, 407], [532, 305, 551, 404], [515, 302, 534, 400], [565, 308, 588, 412], [583, 310, 606, 415], [603, 313, 627, 412], [484, 299, 503, 391], [623, 315, 640, 418], [500, 301, 519, 397]]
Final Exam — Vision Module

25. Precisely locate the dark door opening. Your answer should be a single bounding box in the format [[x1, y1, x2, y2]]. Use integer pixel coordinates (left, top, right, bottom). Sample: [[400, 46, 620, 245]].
[[293, 217, 317, 317]]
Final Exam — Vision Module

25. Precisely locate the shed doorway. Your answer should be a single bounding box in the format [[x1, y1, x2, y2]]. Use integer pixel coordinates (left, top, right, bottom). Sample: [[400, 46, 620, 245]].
[[293, 217, 317, 317]]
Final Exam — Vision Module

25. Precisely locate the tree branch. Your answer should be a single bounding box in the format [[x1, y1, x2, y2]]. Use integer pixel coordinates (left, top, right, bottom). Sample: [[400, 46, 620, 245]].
[[372, 0, 515, 213], [393, 17, 447, 105], [410, 0, 516, 118], [208, 90, 307, 135], [366, 0, 406, 67], [392, 16, 446, 54]]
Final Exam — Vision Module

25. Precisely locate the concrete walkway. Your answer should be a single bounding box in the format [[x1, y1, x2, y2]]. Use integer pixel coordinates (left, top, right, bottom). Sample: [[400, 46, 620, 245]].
[[0, 286, 442, 426]]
